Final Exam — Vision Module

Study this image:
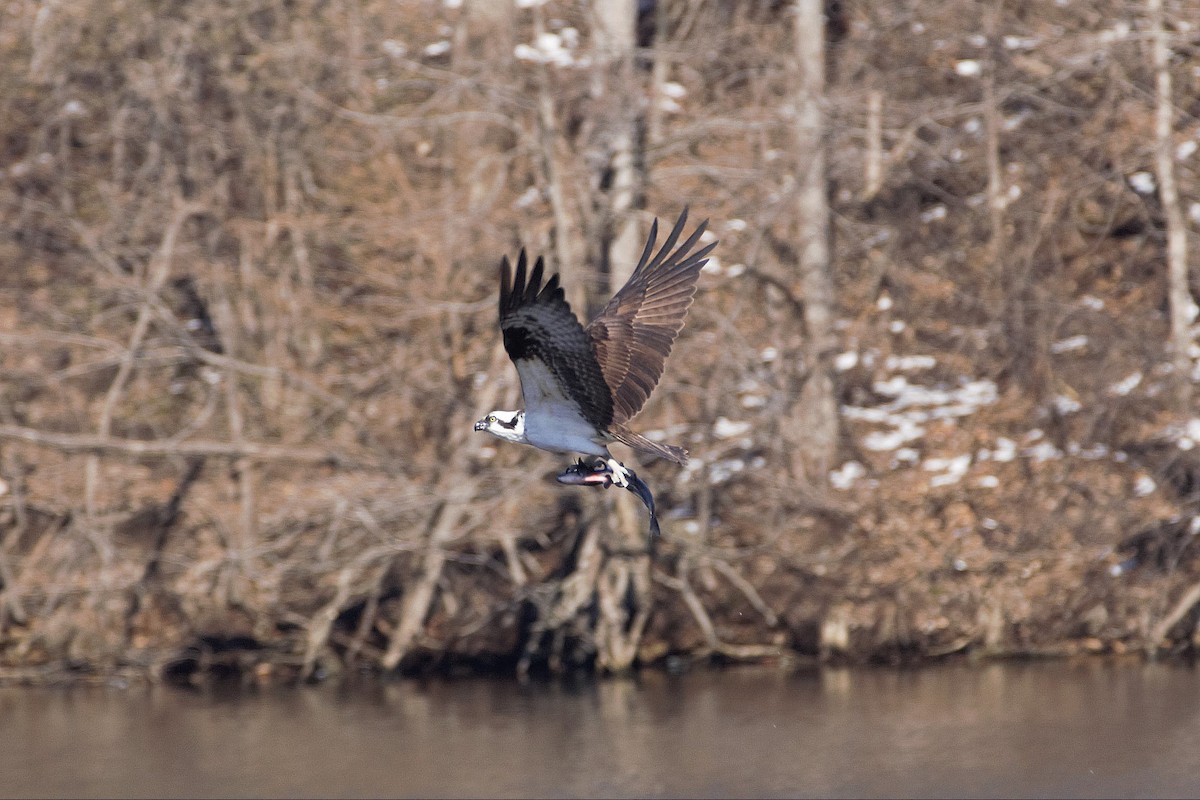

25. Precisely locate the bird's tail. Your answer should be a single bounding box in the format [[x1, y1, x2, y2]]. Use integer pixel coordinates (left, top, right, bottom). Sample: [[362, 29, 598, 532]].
[[610, 427, 688, 465]]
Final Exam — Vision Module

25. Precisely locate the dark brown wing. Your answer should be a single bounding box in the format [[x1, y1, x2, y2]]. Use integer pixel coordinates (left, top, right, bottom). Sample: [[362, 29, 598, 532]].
[[499, 250, 614, 430], [586, 208, 717, 425]]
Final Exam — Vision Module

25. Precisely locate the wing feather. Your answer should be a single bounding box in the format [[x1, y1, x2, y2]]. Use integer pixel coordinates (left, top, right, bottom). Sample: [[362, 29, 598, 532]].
[[586, 208, 717, 424], [499, 250, 613, 430]]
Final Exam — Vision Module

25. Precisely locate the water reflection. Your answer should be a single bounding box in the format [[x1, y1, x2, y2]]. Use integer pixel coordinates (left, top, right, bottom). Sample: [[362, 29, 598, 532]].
[[3, 660, 1196, 798]]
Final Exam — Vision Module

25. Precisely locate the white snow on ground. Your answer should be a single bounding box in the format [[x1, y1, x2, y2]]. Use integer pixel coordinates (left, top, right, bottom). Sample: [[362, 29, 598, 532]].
[[925, 454, 971, 487], [955, 60, 981, 77], [830, 461, 866, 490], [513, 29, 584, 67], [1050, 335, 1088, 354], [885, 354, 937, 371], [1128, 172, 1156, 194], [1109, 372, 1142, 396], [713, 417, 751, 440]]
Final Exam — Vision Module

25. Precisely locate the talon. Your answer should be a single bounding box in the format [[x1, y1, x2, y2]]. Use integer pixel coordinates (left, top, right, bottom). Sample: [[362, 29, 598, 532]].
[[605, 458, 631, 489]]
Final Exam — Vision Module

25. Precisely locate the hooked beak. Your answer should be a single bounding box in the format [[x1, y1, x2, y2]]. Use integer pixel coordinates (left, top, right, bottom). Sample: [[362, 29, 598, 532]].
[[473, 418, 487, 432]]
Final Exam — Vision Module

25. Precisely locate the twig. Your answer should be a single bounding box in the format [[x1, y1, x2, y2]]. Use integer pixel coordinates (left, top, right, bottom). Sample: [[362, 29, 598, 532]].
[[0, 424, 371, 467], [1151, 580, 1200, 645], [707, 558, 778, 627], [302, 567, 354, 679]]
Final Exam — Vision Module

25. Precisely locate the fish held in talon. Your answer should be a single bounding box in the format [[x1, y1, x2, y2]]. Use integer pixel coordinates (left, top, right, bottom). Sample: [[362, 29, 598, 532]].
[[556, 460, 614, 487]]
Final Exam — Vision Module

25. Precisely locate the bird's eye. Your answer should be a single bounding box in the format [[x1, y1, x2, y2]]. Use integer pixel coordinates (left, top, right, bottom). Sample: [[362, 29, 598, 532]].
[[488, 415, 496, 422]]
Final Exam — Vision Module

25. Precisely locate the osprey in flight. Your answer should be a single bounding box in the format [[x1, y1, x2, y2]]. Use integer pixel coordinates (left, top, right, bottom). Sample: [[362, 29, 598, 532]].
[[475, 208, 716, 540]]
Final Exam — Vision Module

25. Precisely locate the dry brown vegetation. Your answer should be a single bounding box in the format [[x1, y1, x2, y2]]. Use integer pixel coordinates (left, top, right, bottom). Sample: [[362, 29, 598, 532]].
[[2, 0, 1200, 684]]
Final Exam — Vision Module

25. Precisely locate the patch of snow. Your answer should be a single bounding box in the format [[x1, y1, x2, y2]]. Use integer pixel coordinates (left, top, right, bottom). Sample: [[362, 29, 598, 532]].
[[862, 420, 925, 451], [1098, 21, 1132, 43], [514, 186, 542, 209], [759, 347, 778, 363], [1003, 35, 1038, 50], [889, 320, 907, 334], [920, 205, 947, 222], [976, 474, 1000, 488], [1024, 441, 1063, 462], [834, 351, 859, 372], [424, 40, 451, 57], [845, 378, 998, 453], [955, 59, 981, 77], [1050, 334, 1088, 354], [991, 437, 1017, 462], [1081, 295, 1105, 310], [712, 417, 751, 439], [1109, 372, 1142, 396], [1076, 443, 1110, 459], [1133, 475, 1156, 497], [514, 30, 579, 67], [876, 293, 893, 311], [885, 354, 936, 371], [925, 454, 971, 487], [660, 81, 688, 99], [657, 96, 682, 113], [709, 458, 746, 484], [830, 461, 866, 490], [1128, 171, 1156, 194], [1053, 394, 1082, 415]]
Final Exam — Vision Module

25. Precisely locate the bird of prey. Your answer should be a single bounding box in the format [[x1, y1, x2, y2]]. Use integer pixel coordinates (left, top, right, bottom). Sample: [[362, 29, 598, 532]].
[[474, 208, 716, 540]]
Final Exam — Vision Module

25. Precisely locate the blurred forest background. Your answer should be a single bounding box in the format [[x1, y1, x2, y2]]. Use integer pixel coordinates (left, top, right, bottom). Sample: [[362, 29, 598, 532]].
[[3, 0, 1200, 683]]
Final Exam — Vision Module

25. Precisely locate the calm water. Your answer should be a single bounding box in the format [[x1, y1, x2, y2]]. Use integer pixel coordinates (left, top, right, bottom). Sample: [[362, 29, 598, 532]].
[[3, 660, 1198, 798]]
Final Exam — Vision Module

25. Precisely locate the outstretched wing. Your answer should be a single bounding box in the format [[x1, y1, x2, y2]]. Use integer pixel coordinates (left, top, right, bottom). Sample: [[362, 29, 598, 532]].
[[499, 250, 614, 430], [586, 208, 717, 425]]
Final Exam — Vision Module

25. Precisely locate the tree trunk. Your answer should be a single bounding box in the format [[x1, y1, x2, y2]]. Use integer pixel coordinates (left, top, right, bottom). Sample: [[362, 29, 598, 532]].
[[592, 0, 650, 672], [789, 0, 838, 484], [593, 0, 642, 292], [1150, 0, 1194, 410]]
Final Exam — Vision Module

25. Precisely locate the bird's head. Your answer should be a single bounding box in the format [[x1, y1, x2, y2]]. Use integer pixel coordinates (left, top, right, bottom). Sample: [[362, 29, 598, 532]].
[[473, 410, 526, 443]]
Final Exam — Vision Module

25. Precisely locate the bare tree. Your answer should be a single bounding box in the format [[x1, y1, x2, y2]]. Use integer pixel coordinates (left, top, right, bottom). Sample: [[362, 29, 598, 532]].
[[788, 0, 838, 484], [592, 0, 643, 293], [1150, 0, 1194, 409]]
